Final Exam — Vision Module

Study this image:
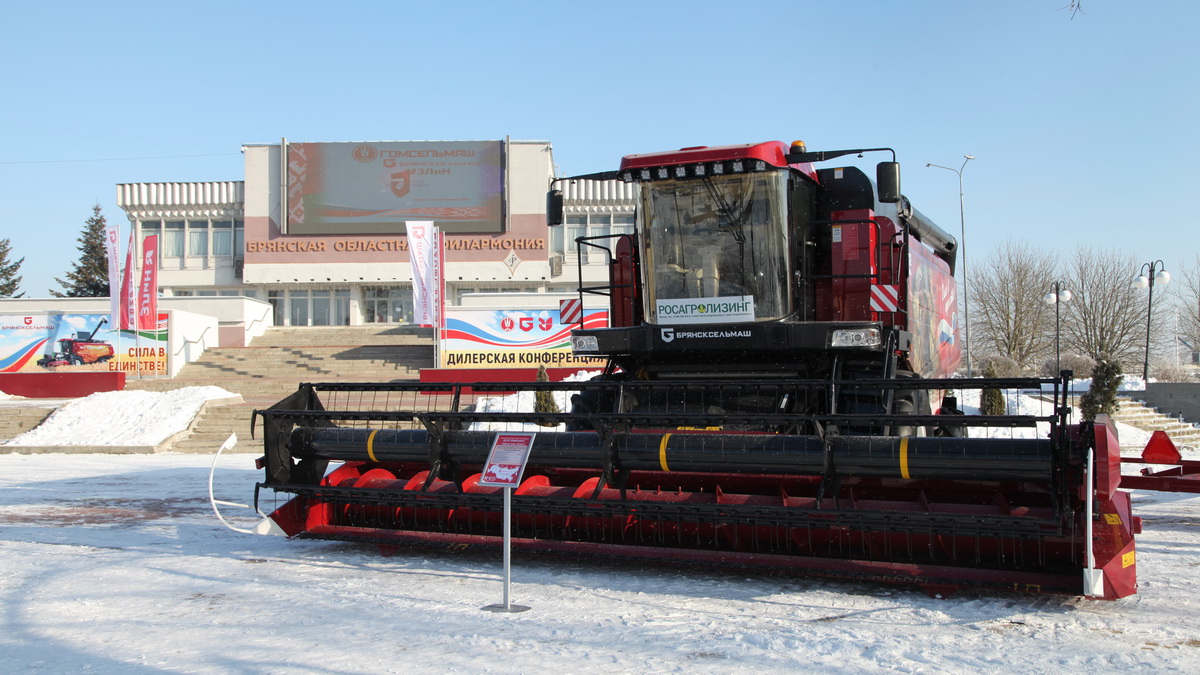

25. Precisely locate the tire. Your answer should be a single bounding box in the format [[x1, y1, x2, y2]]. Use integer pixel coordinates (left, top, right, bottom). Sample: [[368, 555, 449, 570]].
[[892, 370, 930, 437]]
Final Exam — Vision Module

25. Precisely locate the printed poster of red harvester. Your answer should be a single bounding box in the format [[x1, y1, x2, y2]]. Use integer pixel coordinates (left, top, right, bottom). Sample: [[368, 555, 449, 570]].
[[0, 313, 168, 374]]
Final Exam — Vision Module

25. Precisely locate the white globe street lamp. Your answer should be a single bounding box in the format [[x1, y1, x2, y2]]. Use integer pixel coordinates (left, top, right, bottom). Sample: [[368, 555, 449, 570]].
[[1132, 260, 1170, 383], [1042, 282, 1073, 376]]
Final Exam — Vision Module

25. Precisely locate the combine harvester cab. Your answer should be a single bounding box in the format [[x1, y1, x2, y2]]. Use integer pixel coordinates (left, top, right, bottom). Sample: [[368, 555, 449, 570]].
[[249, 141, 1141, 600]]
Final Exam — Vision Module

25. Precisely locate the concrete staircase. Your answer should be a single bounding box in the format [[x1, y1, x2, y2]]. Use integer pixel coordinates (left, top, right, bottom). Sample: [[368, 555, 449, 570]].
[[1112, 395, 1200, 450], [0, 405, 58, 444], [122, 325, 436, 453]]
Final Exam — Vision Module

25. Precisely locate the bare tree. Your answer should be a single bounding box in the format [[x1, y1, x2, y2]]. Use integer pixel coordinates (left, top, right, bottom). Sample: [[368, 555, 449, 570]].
[[1172, 255, 1200, 364], [1059, 247, 1155, 368], [969, 239, 1058, 372]]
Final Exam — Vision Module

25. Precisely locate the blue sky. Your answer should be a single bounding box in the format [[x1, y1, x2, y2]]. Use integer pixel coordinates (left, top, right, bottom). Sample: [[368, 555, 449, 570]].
[[2, 1, 1196, 296]]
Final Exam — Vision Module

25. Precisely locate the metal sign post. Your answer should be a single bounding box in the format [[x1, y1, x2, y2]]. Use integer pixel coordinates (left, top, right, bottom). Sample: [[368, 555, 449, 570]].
[[479, 432, 536, 613]]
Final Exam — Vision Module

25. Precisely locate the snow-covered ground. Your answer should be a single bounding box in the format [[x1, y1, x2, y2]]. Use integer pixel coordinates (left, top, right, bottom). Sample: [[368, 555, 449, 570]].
[[2, 452, 1199, 673], [3, 387, 239, 447], [0, 383, 1198, 673]]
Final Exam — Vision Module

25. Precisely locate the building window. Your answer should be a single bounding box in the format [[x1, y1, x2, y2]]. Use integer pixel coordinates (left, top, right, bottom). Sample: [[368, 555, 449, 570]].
[[163, 220, 185, 257], [614, 214, 635, 235], [289, 290, 310, 326], [261, 287, 350, 326], [268, 290, 285, 326], [555, 212, 634, 264], [139, 218, 241, 262], [549, 226, 564, 263], [335, 289, 350, 325], [565, 215, 587, 262], [188, 219, 209, 257], [141, 220, 161, 257], [312, 290, 331, 326], [363, 286, 411, 324], [212, 220, 233, 256]]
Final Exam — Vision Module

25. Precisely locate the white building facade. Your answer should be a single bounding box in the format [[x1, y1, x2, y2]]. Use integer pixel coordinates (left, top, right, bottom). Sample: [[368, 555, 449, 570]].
[[116, 139, 636, 326]]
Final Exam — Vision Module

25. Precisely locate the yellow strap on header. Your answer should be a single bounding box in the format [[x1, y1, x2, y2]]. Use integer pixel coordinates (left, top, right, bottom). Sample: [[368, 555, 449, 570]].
[[659, 433, 673, 472], [367, 429, 380, 462], [899, 437, 911, 479]]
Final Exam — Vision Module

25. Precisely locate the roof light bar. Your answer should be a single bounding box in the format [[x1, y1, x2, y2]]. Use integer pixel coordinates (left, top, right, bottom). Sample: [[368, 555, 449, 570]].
[[619, 158, 778, 182]]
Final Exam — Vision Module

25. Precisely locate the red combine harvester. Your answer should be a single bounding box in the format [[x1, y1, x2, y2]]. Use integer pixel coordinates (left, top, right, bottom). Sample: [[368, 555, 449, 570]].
[[251, 141, 1139, 599], [37, 318, 114, 367]]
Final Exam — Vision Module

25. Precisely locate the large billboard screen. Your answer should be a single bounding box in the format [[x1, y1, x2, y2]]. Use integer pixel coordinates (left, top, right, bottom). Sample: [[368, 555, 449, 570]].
[[286, 141, 504, 235]]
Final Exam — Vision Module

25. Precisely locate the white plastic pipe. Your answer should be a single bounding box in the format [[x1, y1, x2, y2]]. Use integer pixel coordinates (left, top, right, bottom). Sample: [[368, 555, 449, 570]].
[[208, 434, 285, 536], [1083, 447, 1105, 597]]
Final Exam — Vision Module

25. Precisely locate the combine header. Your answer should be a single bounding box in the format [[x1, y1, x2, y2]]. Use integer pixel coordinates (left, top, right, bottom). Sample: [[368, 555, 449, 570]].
[[250, 141, 1141, 599]]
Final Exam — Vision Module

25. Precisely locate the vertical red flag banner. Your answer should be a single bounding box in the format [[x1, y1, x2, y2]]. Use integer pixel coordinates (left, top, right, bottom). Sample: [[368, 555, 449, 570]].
[[434, 226, 444, 329], [434, 227, 445, 366], [408, 221, 436, 326], [138, 235, 159, 330], [104, 223, 121, 326], [121, 230, 137, 330]]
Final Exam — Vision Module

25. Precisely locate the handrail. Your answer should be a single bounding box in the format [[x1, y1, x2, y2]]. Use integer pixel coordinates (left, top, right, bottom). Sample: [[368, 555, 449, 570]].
[[170, 324, 215, 377], [243, 304, 274, 340]]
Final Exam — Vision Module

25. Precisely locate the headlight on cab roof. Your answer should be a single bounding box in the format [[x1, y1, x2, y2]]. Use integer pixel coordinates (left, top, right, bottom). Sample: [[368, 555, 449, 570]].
[[571, 335, 600, 353], [831, 328, 881, 348]]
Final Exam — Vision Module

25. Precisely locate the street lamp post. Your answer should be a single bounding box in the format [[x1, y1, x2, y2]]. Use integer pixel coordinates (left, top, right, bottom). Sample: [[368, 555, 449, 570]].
[[1042, 281, 1073, 375], [1133, 261, 1170, 383], [927, 155, 975, 376]]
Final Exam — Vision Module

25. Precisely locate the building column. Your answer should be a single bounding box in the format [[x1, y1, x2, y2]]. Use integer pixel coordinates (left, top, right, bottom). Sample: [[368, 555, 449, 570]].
[[349, 285, 364, 326]]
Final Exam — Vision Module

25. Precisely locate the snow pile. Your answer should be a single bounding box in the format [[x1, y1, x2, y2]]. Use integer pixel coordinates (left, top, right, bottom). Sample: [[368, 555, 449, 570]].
[[471, 370, 600, 431], [5, 386, 239, 447], [952, 381, 1157, 451], [1037, 374, 1147, 394]]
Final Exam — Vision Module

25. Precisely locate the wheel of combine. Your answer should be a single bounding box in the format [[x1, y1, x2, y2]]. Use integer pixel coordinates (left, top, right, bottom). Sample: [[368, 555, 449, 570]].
[[565, 394, 594, 432], [832, 355, 891, 436], [835, 362, 925, 437], [892, 370, 931, 438], [565, 373, 631, 432]]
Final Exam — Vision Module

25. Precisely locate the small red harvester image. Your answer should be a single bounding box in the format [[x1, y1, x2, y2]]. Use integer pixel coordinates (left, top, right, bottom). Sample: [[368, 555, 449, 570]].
[[38, 318, 114, 367]]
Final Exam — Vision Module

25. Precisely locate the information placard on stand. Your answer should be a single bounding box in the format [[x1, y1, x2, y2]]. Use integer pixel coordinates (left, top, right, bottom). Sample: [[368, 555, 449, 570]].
[[480, 432, 536, 613]]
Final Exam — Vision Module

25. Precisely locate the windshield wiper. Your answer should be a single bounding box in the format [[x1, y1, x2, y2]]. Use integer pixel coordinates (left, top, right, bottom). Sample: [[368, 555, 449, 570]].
[[701, 177, 747, 244], [699, 178, 751, 292]]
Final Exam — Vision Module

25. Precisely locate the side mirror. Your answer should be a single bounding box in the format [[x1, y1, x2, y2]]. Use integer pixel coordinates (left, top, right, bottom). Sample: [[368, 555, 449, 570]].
[[876, 162, 901, 203], [546, 189, 565, 227]]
